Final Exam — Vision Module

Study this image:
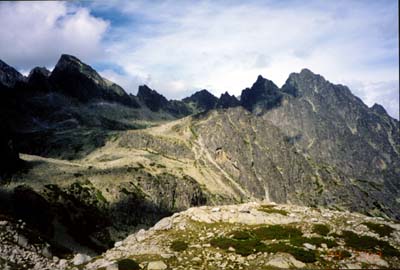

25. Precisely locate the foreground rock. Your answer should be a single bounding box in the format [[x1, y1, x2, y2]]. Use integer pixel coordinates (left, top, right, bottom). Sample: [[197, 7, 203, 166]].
[[84, 202, 400, 270]]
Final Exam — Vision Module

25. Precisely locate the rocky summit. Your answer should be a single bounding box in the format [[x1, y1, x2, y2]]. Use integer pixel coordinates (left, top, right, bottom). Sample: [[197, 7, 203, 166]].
[[0, 54, 399, 269]]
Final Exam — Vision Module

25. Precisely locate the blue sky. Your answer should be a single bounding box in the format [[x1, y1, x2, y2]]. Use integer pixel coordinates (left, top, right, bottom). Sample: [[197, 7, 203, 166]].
[[0, 0, 398, 118]]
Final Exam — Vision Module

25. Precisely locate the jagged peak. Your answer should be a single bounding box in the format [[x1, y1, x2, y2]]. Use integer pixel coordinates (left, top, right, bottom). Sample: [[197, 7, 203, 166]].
[[137, 84, 163, 96], [183, 89, 217, 100], [57, 54, 83, 65], [256, 74, 266, 82], [299, 68, 315, 76], [0, 59, 26, 88], [252, 75, 280, 90], [28, 67, 50, 78], [53, 54, 96, 76], [371, 103, 388, 115]]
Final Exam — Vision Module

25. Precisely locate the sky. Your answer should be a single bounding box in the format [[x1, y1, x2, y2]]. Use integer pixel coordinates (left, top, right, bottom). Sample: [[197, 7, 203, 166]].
[[0, 0, 398, 118]]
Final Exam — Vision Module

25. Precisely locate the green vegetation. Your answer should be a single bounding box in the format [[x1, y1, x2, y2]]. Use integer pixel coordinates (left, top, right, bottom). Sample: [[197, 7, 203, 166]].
[[258, 205, 288, 216], [230, 230, 253, 240], [261, 243, 317, 263], [170, 240, 188, 252], [117, 258, 141, 270], [210, 225, 317, 262], [362, 222, 394, 237], [312, 224, 330, 236], [341, 230, 400, 257], [252, 225, 302, 240], [95, 190, 107, 203], [210, 237, 264, 256], [290, 236, 338, 248]]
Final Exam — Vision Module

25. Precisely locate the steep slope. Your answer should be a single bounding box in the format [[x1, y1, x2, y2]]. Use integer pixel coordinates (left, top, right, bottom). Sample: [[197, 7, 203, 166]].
[[251, 69, 400, 219]]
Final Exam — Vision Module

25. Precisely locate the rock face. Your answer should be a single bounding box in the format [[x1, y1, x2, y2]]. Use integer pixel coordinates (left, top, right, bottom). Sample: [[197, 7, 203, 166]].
[[190, 108, 377, 213], [50, 54, 138, 107], [257, 69, 400, 219]]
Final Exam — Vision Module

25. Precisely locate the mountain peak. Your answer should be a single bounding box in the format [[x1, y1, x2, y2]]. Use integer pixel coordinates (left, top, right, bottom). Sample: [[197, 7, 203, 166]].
[[299, 68, 315, 76], [371, 103, 388, 116], [182, 89, 218, 111], [28, 67, 50, 78], [216, 92, 240, 109], [57, 54, 83, 65], [137, 85, 169, 111], [0, 59, 26, 88], [50, 54, 134, 105], [240, 75, 281, 111], [256, 74, 266, 82]]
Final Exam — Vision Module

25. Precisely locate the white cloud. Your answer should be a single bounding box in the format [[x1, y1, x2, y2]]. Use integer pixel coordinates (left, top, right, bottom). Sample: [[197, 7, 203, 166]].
[[92, 0, 398, 118], [0, 1, 109, 70], [345, 80, 399, 118], [0, 0, 398, 118]]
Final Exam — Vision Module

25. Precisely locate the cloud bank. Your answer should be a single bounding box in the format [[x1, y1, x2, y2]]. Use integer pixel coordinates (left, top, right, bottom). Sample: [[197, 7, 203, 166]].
[[0, 1, 109, 69], [0, 0, 398, 118]]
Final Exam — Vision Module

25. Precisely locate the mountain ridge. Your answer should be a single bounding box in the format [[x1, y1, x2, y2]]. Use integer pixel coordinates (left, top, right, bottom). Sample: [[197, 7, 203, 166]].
[[0, 54, 399, 268]]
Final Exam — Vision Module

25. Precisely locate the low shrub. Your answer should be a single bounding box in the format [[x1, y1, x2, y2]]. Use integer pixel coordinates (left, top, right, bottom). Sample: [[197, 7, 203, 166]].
[[341, 230, 400, 257], [252, 225, 302, 240], [312, 224, 330, 236], [170, 240, 188, 252], [362, 222, 394, 237], [117, 258, 141, 270]]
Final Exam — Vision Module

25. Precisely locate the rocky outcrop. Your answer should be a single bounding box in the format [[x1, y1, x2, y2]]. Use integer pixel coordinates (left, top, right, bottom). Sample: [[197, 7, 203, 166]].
[[85, 202, 400, 270]]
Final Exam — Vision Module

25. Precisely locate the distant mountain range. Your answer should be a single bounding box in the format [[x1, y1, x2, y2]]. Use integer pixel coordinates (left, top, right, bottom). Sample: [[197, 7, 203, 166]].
[[0, 54, 399, 266]]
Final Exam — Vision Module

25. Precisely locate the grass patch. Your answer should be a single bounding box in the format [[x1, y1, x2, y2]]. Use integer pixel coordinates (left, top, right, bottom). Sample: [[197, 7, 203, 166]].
[[230, 230, 253, 240], [312, 224, 330, 236], [117, 258, 141, 270], [362, 222, 394, 237], [210, 225, 317, 262], [252, 225, 302, 240], [290, 236, 338, 248], [258, 205, 288, 215], [341, 230, 400, 257], [210, 237, 265, 256], [260, 243, 317, 263], [170, 240, 188, 252]]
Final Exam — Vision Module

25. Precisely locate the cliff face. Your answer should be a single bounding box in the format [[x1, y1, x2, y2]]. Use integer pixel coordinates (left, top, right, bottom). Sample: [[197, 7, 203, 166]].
[[256, 69, 400, 218]]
